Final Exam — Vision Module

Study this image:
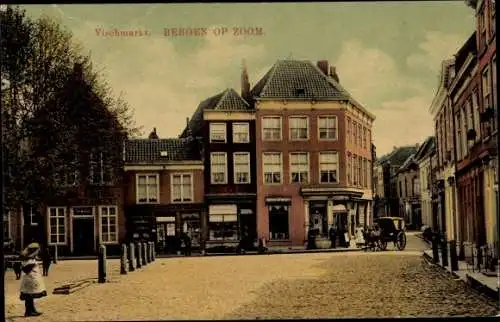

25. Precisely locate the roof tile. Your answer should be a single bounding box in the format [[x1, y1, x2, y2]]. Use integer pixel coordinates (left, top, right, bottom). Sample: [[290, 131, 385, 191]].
[[125, 138, 201, 163]]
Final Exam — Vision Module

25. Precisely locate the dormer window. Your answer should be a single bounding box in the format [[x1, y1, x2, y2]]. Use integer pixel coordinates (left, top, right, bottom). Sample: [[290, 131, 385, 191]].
[[295, 88, 305, 95]]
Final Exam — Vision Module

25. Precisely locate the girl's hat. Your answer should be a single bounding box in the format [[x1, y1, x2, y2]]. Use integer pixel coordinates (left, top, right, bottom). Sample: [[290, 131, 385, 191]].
[[21, 242, 41, 258]]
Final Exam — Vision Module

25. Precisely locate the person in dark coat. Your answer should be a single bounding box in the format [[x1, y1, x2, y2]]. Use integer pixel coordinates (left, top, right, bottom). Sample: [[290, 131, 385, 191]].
[[182, 232, 192, 256], [41, 247, 51, 276], [307, 228, 317, 250], [238, 226, 250, 253], [329, 225, 337, 248], [13, 257, 22, 280]]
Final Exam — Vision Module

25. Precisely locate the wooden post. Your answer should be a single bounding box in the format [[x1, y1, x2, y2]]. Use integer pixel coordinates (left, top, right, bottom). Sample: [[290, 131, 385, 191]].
[[98, 244, 106, 283], [146, 242, 151, 263], [142, 242, 147, 266], [128, 243, 135, 272], [120, 244, 127, 275], [53, 245, 58, 264], [136, 242, 142, 269]]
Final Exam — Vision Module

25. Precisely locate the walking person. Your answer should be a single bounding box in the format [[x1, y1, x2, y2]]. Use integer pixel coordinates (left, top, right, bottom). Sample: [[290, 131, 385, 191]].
[[41, 246, 52, 276], [19, 241, 47, 317], [329, 225, 337, 249]]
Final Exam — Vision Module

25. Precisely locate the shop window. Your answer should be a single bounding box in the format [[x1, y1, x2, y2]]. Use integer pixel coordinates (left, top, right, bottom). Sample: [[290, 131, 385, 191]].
[[48, 207, 66, 245]]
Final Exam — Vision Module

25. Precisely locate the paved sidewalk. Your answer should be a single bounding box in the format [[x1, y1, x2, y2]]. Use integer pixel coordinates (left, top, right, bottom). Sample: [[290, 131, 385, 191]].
[[422, 249, 499, 301]]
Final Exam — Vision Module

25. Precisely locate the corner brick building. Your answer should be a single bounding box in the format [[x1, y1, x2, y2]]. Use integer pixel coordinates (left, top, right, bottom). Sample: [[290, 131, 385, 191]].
[[251, 60, 375, 247]]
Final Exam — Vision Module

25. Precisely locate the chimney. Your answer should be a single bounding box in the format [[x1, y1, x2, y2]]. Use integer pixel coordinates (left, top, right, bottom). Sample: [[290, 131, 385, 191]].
[[329, 66, 340, 83], [185, 117, 192, 137], [241, 59, 250, 101], [316, 60, 329, 76], [148, 127, 159, 140]]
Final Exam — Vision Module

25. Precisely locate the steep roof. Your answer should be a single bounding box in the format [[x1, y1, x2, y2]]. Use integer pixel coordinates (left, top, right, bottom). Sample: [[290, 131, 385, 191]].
[[250, 59, 375, 120], [398, 153, 418, 173], [250, 60, 349, 100], [378, 146, 419, 168], [413, 136, 436, 163], [125, 138, 201, 163], [180, 88, 251, 138]]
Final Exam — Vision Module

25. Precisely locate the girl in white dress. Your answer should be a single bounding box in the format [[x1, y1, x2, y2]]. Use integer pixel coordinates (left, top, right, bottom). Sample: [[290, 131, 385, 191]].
[[19, 242, 47, 317]]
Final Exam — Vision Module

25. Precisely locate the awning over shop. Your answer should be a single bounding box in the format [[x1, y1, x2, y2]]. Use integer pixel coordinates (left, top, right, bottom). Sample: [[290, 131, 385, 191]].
[[332, 204, 347, 213], [157, 216, 175, 223], [209, 204, 237, 222]]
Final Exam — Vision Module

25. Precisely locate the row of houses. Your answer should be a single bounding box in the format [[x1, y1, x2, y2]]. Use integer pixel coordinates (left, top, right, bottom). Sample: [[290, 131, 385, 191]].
[[4, 59, 377, 256], [373, 0, 497, 253], [430, 0, 497, 250]]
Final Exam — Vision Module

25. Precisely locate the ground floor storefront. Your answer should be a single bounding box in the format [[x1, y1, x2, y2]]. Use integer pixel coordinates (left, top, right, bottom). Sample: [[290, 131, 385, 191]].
[[125, 203, 205, 254], [256, 188, 372, 248], [205, 194, 257, 251]]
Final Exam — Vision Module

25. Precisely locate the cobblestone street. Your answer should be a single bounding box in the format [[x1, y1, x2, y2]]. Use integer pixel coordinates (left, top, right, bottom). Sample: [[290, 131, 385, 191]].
[[4, 235, 498, 321]]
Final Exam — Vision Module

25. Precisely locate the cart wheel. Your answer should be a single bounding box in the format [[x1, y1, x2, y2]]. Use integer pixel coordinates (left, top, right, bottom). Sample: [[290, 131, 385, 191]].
[[396, 232, 407, 251], [379, 240, 388, 251]]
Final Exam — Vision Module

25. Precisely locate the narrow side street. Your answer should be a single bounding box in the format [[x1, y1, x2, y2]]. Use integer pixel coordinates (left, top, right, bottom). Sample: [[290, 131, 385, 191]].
[[4, 234, 497, 321]]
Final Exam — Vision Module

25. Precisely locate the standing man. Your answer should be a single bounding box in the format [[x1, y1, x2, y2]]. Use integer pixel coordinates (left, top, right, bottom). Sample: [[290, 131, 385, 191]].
[[329, 225, 337, 248]]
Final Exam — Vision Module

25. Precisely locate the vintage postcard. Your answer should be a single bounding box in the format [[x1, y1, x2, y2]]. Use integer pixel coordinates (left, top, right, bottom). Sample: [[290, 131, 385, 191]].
[[1, 1, 498, 321]]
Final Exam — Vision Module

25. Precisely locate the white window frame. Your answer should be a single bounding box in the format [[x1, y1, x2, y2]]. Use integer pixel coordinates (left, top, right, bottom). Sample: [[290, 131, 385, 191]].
[[232, 123, 250, 143], [209, 122, 227, 143], [136, 173, 160, 204], [482, 67, 490, 107], [47, 207, 67, 246], [263, 152, 283, 185], [289, 152, 310, 184], [262, 116, 282, 141], [289, 116, 309, 141], [99, 205, 119, 244], [233, 152, 251, 184], [171, 173, 194, 203], [318, 116, 338, 141], [210, 152, 228, 184], [319, 151, 339, 184]]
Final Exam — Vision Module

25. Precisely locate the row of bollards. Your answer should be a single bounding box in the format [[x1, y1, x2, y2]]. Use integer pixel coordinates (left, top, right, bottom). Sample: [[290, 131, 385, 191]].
[[98, 241, 156, 283], [431, 235, 459, 272]]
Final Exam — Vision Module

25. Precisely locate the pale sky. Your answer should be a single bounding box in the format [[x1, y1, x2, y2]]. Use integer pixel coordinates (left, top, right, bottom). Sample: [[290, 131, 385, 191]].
[[23, 2, 475, 157]]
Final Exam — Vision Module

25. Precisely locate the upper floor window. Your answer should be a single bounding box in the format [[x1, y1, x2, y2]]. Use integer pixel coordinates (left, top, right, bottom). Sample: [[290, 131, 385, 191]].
[[263, 152, 282, 184], [319, 151, 338, 184], [362, 127, 367, 149], [171, 173, 193, 203], [262, 116, 282, 141], [210, 152, 227, 184], [289, 116, 309, 140], [357, 123, 362, 146], [137, 174, 159, 203], [233, 152, 251, 184], [492, 0, 496, 35], [209, 123, 227, 143], [492, 56, 498, 130], [290, 152, 309, 183], [346, 153, 351, 185], [318, 116, 337, 140], [353, 121, 358, 146], [232, 123, 250, 143], [347, 118, 352, 144], [89, 152, 112, 185], [352, 155, 357, 185], [482, 67, 490, 108]]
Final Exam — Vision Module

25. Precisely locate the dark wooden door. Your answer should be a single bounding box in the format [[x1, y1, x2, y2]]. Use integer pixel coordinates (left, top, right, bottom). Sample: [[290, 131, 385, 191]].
[[73, 219, 95, 256]]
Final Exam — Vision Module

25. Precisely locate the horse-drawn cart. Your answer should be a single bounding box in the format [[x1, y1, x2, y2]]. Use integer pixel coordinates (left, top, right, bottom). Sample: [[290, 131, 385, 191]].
[[375, 216, 407, 251]]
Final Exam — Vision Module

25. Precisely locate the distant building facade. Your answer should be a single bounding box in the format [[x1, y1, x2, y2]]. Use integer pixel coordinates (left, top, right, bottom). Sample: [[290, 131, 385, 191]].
[[395, 153, 421, 228], [414, 137, 436, 229]]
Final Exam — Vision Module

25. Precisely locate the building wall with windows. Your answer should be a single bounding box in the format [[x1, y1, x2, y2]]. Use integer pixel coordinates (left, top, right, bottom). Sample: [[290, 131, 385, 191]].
[[123, 136, 205, 253], [252, 60, 375, 247]]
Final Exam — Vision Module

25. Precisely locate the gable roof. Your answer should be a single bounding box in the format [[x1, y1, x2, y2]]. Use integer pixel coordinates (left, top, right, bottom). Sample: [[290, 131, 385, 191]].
[[180, 88, 251, 138], [378, 146, 419, 168], [250, 59, 375, 120], [413, 136, 436, 163], [250, 60, 349, 100], [125, 138, 201, 163]]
